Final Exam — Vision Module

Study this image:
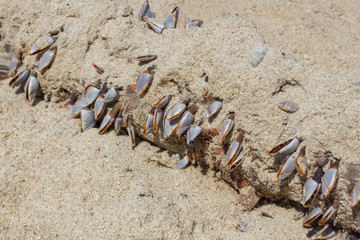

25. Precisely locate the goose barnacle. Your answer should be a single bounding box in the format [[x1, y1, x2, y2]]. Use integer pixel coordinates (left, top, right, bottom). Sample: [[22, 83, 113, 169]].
[[276, 155, 296, 181], [24, 72, 39, 102], [268, 136, 300, 156], [29, 35, 54, 56], [219, 112, 234, 144], [165, 6, 179, 28], [8, 68, 29, 87], [225, 131, 244, 167], [38, 46, 57, 74], [136, 67, 154, 96], [295, 146, 307, 177], [175, 104, 198, 137], [205, 101, 222, 119]]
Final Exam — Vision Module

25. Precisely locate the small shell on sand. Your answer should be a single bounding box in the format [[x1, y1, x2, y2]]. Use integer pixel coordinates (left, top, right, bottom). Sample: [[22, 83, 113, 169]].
[[278, 100, 299, 113], [251, 47, 268, 67]]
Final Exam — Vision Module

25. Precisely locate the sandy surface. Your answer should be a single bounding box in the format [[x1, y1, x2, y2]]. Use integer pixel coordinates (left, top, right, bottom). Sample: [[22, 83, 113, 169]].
[[1, 0, 360, 239]]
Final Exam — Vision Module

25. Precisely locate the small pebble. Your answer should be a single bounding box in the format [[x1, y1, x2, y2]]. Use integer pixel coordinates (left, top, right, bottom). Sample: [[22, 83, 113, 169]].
[[251, 47, 268, 67], [176, 181, 181, 186], [354, 81, 360, 87], [10, 163, 14, 167], [104, 145, 110, 150]]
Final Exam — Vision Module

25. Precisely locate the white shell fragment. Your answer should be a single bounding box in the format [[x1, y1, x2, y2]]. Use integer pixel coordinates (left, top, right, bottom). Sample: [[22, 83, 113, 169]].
[[219, 113, 235, 144], [138, 0, 155, 21], [176, 155, 189, 169], [251, 47, 268, 67], [321, 161, 339, 198], [143, 17, 165, 34], [302, 177, 320, 207], [268, 137, 299, 156], [205, 101, 222, 119], [303, 207, 323, 227], [8, 68, 29, 87], [136, 70, 153, 96], [278, 100, 299, 113], [165, 7, 179, 28], [81, 109, 96, 131], [318, 206, 336, 226], [310, 225, 336, 240], [38, 47, 57, 73], [186, 125, 202, 145], [351, 181, 360, 207], [81, 85, 100, 107], [276, 156, 296, 181], [104, 87, 119, 103], [185, 18, 203, 29], [25, 74, 39, 102], [29, 35, 54, 56]]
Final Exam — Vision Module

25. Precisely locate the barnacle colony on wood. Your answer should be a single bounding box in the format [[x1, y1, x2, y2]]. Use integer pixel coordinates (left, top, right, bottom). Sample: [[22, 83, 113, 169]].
[[5, 1, 357, 238]]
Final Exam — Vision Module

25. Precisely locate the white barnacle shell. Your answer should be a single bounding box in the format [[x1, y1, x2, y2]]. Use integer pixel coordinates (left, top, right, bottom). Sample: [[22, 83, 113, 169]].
[[276, 156, 296, 181], [302, 177, 320, 207], [9, 54, 20, 77], [81, 84, 100, 107], [104, 87, 119, 103], [176, 155, 189, 169], [71, 100, 86, 118], [8, 68, 29, 87], [310, 225, 336, 240], [80, 109, 96, 131], [205, 101, 222, 119], [38, 47, 57, 74], [29, 35, 54, 56], [176, 111, 194, 137], [186, 125, 202, 145], [166, 102, 186, 120], [321, 161, 339, 198], [136, 70, 153, 96], [25, 73, 39, 102], [318, 206, 336, 226], [219, 114, 234, 144], [164, 6, 179, 28], [153, 108, 163, 134], [143, 108, 155, 136], [229, 155, 245, 172], [143, 17, 165, 34], [351, 181, 360, 207], [303, 207, 323, 227], [268, 137, 299, 156], [278, 100, 299, 113], [94, 96, 106, 120]]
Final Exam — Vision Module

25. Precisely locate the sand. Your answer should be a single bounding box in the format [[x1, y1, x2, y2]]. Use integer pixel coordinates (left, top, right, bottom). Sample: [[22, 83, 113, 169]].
[[1, 0, 360, 239]]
